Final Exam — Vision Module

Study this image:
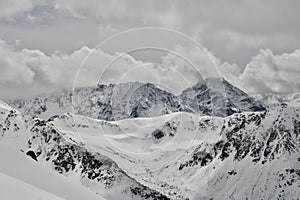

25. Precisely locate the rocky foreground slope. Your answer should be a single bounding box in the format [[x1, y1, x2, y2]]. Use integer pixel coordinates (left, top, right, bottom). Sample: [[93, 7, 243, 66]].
[[0, 100, 170, 200]]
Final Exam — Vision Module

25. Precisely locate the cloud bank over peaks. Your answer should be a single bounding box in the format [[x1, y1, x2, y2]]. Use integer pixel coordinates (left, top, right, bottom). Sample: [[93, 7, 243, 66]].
[[0, 39, 299, 99], [0, 40, 209, 98]]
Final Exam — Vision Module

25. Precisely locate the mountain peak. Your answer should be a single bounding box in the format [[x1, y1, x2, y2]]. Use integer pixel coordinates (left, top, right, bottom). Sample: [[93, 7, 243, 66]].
[[180, 77, 265, 117], [8, 79, 265, 120]]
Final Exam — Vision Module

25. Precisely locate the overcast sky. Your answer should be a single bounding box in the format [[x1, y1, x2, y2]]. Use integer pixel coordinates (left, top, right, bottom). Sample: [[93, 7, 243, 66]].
[[0, 0, 299, 99]]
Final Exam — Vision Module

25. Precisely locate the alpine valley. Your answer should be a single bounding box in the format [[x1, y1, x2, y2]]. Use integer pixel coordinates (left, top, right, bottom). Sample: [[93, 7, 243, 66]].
[[0, 78, 299, 200]]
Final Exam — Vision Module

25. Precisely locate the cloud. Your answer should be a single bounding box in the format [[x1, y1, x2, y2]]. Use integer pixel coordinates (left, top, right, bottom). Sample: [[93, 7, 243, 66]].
[[0, 0, 300, 66], [0, 35, 228, 99], [0, 41, 113, 98], [0, 40, 200, 98], [0, 40, 34, 85], [52, 0, 300, 65], [0, 38, 299, 99], [221, 49, 300, 94], [161, 45, 221, 81], [0, 0, 34, 19]]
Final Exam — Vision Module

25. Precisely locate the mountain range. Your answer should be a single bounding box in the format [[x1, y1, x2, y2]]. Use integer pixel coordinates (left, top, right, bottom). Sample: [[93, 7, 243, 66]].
[[9, 78, 265, 120], [0, 78, 299, 200]]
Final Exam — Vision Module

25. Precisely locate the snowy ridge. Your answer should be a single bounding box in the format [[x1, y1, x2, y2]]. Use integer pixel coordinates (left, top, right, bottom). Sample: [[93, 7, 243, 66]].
[[1, 99, 298, 199]]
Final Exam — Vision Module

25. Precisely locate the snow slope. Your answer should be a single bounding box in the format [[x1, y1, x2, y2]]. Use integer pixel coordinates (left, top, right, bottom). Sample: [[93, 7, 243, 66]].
[[0, 172, 64, 200], [0, 143, 106, 200]]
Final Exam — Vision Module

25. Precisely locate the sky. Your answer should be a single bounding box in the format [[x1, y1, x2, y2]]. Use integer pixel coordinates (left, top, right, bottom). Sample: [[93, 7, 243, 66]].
[[0, 0, 299, 99]]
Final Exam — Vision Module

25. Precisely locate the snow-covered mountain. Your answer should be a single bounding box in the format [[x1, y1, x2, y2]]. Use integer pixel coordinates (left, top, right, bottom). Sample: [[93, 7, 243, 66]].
[[48, 104, 300, 200], [0, 97, 299, 199], [8, 82, 187, 121], [180, 77, 265, 117], [8, 78, 265, 120]]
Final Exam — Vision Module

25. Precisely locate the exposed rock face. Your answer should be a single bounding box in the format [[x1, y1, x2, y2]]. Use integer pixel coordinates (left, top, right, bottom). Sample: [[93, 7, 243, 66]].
[[179, 77, 265, 117]]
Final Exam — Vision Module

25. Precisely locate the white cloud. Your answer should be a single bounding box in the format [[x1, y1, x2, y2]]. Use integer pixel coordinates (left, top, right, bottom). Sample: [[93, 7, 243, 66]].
[[1, 0, 300, 67], [0, 40, 34, 85], [221, 49, 300, 94], [0, 40, 197, 98], [241, 49, 300, 94], [152, 44, 300, 95], [0, 41, 116, 98], [162, 45, 222, 79], [0, 37, 299, 99]]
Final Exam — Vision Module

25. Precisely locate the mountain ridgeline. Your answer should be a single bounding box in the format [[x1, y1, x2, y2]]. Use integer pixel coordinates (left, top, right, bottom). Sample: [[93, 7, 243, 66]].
[[9, 78, 265, 121]]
